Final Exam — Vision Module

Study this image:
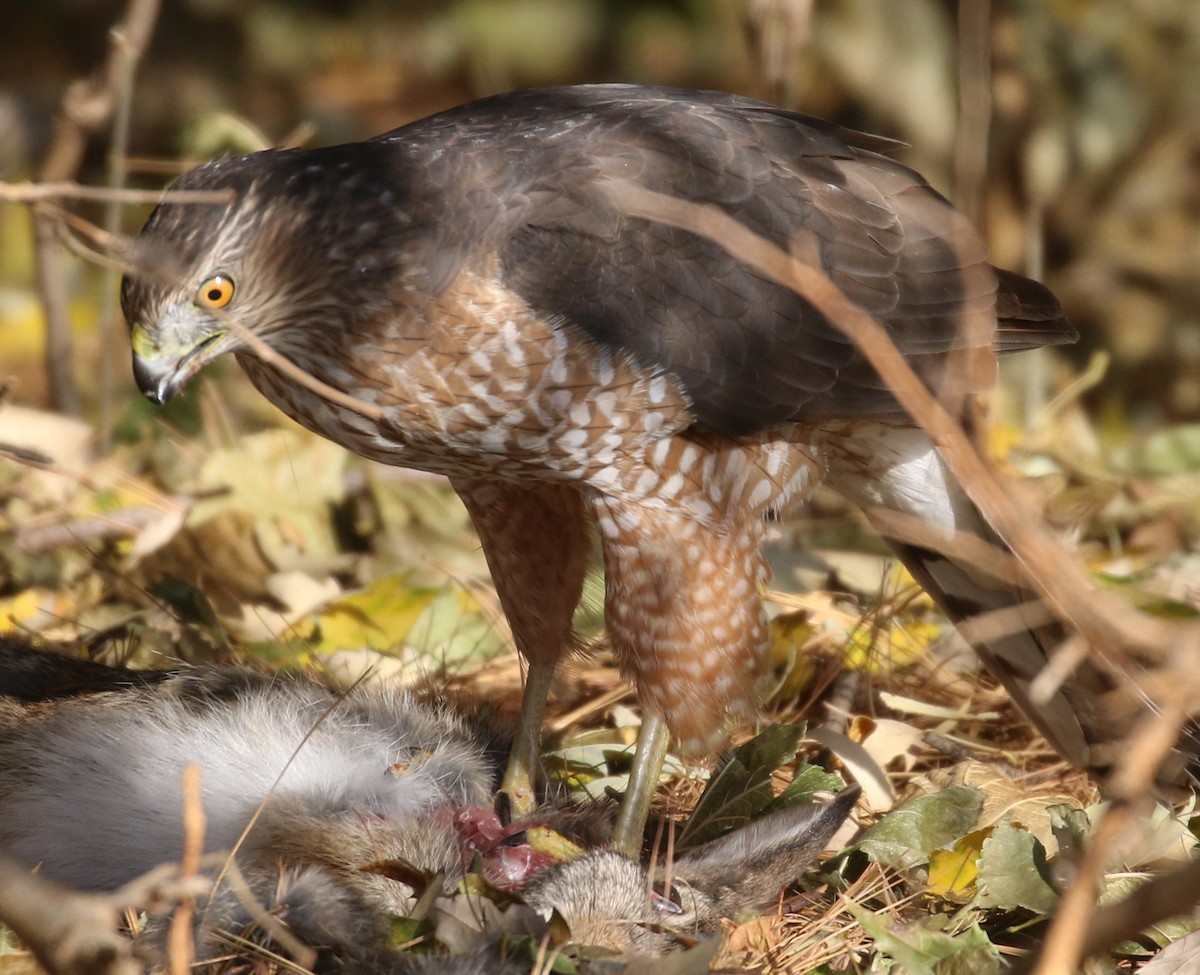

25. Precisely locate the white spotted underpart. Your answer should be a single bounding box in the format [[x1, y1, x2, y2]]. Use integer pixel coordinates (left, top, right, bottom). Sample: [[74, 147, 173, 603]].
[[239, 268, 835, 751]]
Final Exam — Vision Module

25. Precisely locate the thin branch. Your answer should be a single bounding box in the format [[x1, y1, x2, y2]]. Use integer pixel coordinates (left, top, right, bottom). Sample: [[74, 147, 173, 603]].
[[47, 203, 387, 426], [100, 1, 160, 451], [0, 853, 142, 975], [0, 857, 211, 975], [15, 504, 189, 554], [1025, 701, 1187, 975], [0, 181, 230, 205], [1075, 855, 1200, 961], [166, 763, 203, 975], [602, 179, 1197, 673], [601, 182, 1200, 972], [30, 0, 161, 416], [954, 0, 992, 228]]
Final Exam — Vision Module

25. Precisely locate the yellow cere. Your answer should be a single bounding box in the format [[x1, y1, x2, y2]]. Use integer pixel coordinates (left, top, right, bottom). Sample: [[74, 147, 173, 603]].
[[129, 322, 156, 358]]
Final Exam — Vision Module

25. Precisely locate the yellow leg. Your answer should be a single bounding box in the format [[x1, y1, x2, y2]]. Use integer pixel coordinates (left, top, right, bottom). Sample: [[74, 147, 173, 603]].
[[450, 478, 591, 820], [499, 659, 556, 817], [611, 711, 671, 857]]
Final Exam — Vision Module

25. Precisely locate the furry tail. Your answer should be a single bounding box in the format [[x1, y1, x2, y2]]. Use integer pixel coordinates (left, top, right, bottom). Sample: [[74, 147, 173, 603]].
[[0, 637, 172, 701]]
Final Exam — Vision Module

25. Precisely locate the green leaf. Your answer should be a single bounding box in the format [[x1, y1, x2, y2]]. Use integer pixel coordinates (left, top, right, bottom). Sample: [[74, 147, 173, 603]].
[[1102, 873, 1200, 951], [405, 586, 507, 666], [389, 914, 435, 948], [309, 574, 438, 654], [1140, 423, 1200, 474], [859, 787, 984, 873], [758, 762, 847, 817], [679, 724, 804, 847], [494, 934, 578, 974], [850, 904, 1000, 975], [1131, 925, 1200, 966], [1048, 802, 1091, 860], [975, 824, 1058, 913]]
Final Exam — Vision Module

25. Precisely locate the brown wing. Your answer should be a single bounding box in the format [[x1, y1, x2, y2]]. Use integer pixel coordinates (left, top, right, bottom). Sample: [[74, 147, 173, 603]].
[[381, 86, 1073, 435]]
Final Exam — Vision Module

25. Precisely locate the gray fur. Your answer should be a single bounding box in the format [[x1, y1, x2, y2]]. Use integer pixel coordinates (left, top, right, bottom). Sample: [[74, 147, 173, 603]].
[[0, 656, 855, 967], [0, 669, 493, 892]]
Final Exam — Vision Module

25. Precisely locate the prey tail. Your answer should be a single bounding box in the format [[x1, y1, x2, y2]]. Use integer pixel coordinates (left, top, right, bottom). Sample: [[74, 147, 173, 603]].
[[0, 637, 172, 701]]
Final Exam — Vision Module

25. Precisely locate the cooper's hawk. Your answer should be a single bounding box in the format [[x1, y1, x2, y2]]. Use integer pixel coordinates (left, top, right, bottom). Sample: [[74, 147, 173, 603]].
[[123, 85, 1118, 852]]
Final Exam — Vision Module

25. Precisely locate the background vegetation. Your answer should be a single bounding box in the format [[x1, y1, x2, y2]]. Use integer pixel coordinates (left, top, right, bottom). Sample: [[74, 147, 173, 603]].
[[1, 1, 1200, 973]]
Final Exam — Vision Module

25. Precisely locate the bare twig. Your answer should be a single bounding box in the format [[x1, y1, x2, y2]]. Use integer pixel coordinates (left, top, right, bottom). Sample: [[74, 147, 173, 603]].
[[1074, 856, 1200, 961], [954, 0, 992, 228], [745, 0, 815, 105], [214, 304, 389, 422], [210, 860, 316, 967], [0, 182, 231, 204], [16, 504, 190, 554], [50, 200, 387, 425], [100, 1, 160, 451], [166, 763, 203, 975], [30, 0, 161, 416], [603, 179, 1199, 676], [545, 684, 632, 733], [1027, 701, 1186, 975], [0, 853, 142, 975], [0, 851, 240, 975], [606, 180, 1200, 969], [188, 685, 362, 969]]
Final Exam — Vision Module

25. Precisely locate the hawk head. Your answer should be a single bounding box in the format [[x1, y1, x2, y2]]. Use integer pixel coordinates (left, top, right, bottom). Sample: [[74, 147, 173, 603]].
[[122, 143, 416, 404]]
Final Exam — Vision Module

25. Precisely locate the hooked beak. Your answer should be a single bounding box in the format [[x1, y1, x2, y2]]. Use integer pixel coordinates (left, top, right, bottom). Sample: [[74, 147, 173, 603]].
[[129, 324, 223, 405], [131, 352, 189, 405]]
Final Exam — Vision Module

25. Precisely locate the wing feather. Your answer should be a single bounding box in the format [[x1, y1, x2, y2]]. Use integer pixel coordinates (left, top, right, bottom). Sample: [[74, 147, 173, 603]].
[[388, 86, 1073, 433]]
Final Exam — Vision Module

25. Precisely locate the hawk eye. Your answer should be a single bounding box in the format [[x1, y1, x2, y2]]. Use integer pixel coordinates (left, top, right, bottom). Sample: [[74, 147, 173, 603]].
[[195, 275, 234, 310]]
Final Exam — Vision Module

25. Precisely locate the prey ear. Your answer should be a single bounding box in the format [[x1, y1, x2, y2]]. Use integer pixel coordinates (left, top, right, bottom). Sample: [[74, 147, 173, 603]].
[[672, 785, 859, 915]]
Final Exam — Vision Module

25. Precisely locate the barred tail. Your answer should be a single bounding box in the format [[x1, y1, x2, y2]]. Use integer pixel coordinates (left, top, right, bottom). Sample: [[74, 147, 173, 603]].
[[826, 422, 1196, 786]]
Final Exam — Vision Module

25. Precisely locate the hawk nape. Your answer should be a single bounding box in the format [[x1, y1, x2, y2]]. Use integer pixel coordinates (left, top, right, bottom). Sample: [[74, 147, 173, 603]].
[[122, 85, 1135, 853]]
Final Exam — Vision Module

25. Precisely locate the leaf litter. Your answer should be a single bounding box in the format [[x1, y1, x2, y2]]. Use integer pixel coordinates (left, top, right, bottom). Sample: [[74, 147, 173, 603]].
[[1, 380, 1200, 973]]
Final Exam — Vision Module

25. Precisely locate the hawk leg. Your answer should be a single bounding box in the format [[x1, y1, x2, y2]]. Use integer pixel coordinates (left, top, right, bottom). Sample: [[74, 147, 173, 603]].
[[452, 478, 591, 816], [594, 494, 770, 853]]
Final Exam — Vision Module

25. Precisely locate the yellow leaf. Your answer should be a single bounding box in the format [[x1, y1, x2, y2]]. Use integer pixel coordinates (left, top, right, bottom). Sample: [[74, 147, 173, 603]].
[[0, 589, 75, 633], [526, 826, 585, 862], [987, 421, 1023, 462], [767, 609, 817, 700], [309, 575, 438, 655], [844, 617, 940, 674], [927, 827, 992, 898]]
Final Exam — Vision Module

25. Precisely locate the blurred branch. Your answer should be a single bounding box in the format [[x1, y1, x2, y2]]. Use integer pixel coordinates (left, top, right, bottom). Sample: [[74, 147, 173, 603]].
[[606, 180, 1200, 970], [101, 0, 159, 451], [30, 0, 160, 417], [1073, 851, 1200, 961], [0, 852, 222, 975], [0, 853, 142, 975], [745, 0, 814, 105], [165, 764, 202, 975], [62, 201, 387, 426], [1, 182, 228, 205], [1023, 702, 1190, 974], [953, 0, 991, 228], [603, 177, 1196, 671]]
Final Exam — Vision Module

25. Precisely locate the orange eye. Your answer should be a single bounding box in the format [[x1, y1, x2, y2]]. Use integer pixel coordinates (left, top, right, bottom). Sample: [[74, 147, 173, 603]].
[[195, 275, 234, 310]]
